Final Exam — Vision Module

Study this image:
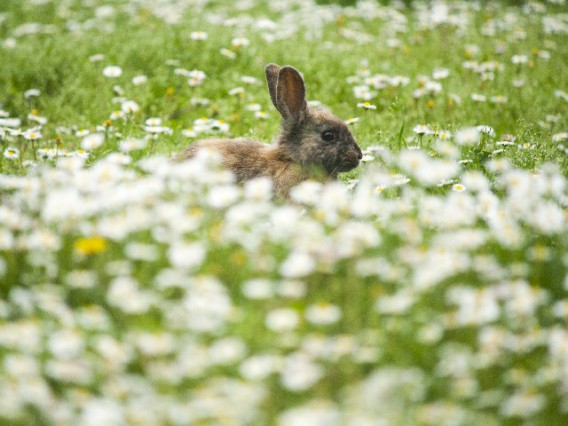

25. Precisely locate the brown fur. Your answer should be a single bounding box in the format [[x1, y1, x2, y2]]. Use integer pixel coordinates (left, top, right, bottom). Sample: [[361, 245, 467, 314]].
[[177, 64, 362, 198]]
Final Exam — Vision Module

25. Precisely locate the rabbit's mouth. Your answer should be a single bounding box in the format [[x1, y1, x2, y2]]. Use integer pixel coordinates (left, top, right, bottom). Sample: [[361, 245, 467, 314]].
[[338, 158, 360, 172], [340, 143, 363, 172], [337, 148, 362, 173]]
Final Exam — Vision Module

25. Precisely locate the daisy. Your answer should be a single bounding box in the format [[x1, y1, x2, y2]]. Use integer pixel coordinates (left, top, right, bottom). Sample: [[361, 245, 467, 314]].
[[432, 68, 450, 80], [490, 95, 508, 104], [265, 308, 299, 332], [305, 303, 342, 325], [232, 37, 250, 48], [190, 31, 208, 40], [145, 117, 162, 126], [413, 124, 432, 135], [353, 85, 375, 100], [471, 93, 487, 102], [109, 110, 125, 120], [119, 138, 147, 152], [241, 76, 258, 84], [3, 38, 16, 49], [132, 75, 148, 86], [144, 125, 173, 135], [182, 128, 197, 138], [454, 127, 480, 146], [73, 150, 89, 159], [187, 78, 201, 87], [345, 117, 360, 125], [37, 148, 57, 160], [102, 66, 122, 78], [280, 251, 316, 279], [24, 88, 41, 98], [28, 112, 47, 125], [121, 100, 140, 114], [357, 101, 377, 110], [188, 70, 206, 80], [3, 147, 19, 159], [81, 133, 104, 150], [511, 55, 528, 64], [228, 87, 245, 96], [174, 68, 191, 77], [477, 125, 495, 137], [451, 183, 467, 192], [89, 53, 105, 62], [23, 130, 42, 140], [220, 48, 237, 59]]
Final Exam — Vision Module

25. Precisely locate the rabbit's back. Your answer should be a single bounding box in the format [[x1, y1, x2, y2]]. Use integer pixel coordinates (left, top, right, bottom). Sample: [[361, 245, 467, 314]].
[[180, 138, 306, 196]]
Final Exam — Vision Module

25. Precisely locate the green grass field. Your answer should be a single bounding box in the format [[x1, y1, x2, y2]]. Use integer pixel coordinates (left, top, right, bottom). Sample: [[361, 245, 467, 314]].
[[0, 0, 567, 424]]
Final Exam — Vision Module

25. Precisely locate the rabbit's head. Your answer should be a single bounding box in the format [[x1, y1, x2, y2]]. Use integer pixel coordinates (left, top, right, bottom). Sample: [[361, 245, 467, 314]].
[[266, 64, 362, 178]]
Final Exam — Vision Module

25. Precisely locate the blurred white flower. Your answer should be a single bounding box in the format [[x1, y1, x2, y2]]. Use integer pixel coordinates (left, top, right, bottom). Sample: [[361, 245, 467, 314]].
[[244, 177, 273, 201], [121, 100, 140, 114], [242, 279, 275, 300], [190, 31, 208, 40], [239, 355, 278, 381], [280, 353, 323, 391], [102, 65, 123, 78], [280, 251, 316, 278], [232, 37, 250, 47], [279, 400, 340, 426], [454, 127, 480, 145], [107, 276, 153, 314], [24, 88, 41, 98], [119, 138, 147, 152], [305, 303, 342, 325], [207, 184, 241, 208], [3, 147, 19, 159], [65, 270, 97, 289], [80, 398, 125, 426], [290, 181, 322, 205], [81, 133, 104, 150], [413, 124, 433, 135], [48, 329, 84, 360], [266, 308, 300, 332], [209, 337, 247, 365], [168, 241, 206, 270], [132, 75, 148, 85], [500, 391, 546, 418], [183, 276, 232, 333]]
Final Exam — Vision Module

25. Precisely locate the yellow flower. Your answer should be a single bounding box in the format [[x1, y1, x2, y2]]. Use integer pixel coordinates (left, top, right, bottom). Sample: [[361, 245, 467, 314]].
[[74, 236, 108, 255]]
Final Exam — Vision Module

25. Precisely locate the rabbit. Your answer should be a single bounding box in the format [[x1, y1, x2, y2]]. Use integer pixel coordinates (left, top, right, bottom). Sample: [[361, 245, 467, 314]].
[[178, 63, 362, 198]]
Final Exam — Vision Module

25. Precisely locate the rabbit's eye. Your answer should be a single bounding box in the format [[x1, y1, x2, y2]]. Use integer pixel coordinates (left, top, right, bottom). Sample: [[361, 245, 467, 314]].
[[322, 131, 336, 142]]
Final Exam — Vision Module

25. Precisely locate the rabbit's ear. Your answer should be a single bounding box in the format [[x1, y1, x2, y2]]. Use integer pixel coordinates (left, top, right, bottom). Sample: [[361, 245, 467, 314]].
[[276, 66, 307, 123], [265, 63, 280, 110]]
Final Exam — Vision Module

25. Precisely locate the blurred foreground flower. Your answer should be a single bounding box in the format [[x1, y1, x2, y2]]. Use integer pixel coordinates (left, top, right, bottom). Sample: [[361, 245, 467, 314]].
[[74, 236, 108, 255]]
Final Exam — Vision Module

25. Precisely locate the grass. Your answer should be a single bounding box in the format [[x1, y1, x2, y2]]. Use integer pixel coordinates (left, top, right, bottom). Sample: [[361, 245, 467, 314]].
[[0, 0, 567, 425]]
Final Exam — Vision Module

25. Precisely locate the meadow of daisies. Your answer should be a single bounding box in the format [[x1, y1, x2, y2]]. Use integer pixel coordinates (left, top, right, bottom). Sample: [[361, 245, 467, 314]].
[[0, 0, 567, 424]]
